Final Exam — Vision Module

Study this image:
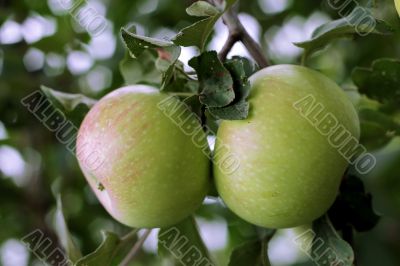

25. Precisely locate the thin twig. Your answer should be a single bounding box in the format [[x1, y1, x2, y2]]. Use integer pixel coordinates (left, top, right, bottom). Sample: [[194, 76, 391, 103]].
[[119, 229, 152, 266], [215, 0, 270, 67], [121, 229, 139, 242]]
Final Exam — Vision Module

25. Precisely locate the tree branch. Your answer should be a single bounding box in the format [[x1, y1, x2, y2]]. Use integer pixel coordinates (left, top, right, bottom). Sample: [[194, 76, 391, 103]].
[[240, 29, 269, 67], [218, 32, 240, 61], [120, 229, 152, 266], [216, 1, 270, 67]]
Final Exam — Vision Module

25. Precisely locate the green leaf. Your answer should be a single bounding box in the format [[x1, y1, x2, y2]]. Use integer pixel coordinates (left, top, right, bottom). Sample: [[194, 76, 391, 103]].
[[172, 15, 220, 50], [172, 0, 239, 50], [121, 28, 180, 59], [231, 56, 258, 77], [161, 61, 199, 93], [358, 108, 400, 150], [75, 230, 138, 266], [119, 51, 162, 86], [328, 175, 380, 232], [189, 51, 235, 107], [313, 216, 354, 265], [120, 42, 197, 94], [39, 86, 96, 125], [294, 216, 354, 266], [208, 57, 251, 120], [209, 101, 249, 120], [158, 216, 214, 265], [224, 208, 275, 266], [227, 215, 260, 246], [227, 219, 274, 266], [228, 238, 271, 266], [183, 95, 203, 118], [295, 11, 393, 59], [41, 86, 96, 112], [186, 1, 219, 17], [352, 59, 400, 105], [121, 27, 181, 90], [54, 196, 82, 263]]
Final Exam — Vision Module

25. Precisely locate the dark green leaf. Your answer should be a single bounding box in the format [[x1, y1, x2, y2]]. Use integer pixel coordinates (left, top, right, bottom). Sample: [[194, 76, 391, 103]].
[[182, 95, 203, 119], [54, 196, 82, 263], [41, 86, 96, 112], [189, 51, 235, 107], [161, 61, 199, 93], [186, 1, 219, 17], [352, 59, 400, 105], [208, 57, 251, 120], [158, 216, 214, 265], [329, 175, 381, 232], [231, 56, 258, 77], [208, 101, 249, 120], [295, 11, 393, 59], [75, 230, 138, 266], [360, 120, 393, 150]]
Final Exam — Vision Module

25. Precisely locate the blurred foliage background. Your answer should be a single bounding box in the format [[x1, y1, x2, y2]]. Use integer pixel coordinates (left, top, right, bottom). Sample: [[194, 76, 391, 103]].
[[0, 0, 400, 265]]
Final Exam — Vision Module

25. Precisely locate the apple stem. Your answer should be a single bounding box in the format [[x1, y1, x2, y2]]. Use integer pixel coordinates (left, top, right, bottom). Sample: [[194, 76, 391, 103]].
[[214, 0, 270, 67], [168, 92, 198, 97], [120, 229, 152, 266]]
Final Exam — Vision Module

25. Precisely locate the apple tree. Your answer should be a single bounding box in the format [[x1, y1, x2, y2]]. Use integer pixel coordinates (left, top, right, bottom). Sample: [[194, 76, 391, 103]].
[[1, 0, 400, 266]]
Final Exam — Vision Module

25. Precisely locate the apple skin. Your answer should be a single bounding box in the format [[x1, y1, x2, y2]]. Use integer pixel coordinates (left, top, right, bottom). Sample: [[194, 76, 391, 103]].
[[396, 0, 400, 16], [214, 65, 360, 229], [77, 85, 210, 228]]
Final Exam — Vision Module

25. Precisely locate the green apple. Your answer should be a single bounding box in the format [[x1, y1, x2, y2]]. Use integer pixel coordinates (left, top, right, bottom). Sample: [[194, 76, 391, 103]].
[[77, 85, 210, 228], [396, 0, 400, 16], [214, 65, 360, 229]]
